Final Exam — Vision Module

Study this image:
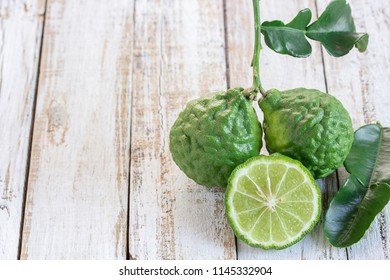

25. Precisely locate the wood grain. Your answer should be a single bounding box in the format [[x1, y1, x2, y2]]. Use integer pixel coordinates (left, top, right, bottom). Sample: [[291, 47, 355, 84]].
[[0, 0, 45, 259], [0, 0, 386, 260], [20, 0, 133, 259], [318, 0, 390, 259], [128, 0, 236, 260], [225, 0, 347, 259]]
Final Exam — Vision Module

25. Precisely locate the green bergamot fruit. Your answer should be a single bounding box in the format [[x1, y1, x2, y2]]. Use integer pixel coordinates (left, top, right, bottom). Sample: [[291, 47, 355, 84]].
[[259, 88, 354, 178], [170, 87, 262, 187]]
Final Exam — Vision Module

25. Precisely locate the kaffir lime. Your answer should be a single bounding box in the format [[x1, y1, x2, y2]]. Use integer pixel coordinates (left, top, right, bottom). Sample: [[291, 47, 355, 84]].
[[169, 87, 262, 187], [259, 88, 354, 178]]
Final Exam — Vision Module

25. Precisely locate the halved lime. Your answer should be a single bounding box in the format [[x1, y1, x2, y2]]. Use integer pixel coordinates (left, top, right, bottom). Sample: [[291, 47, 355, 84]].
[[225, 154, 321, 249]]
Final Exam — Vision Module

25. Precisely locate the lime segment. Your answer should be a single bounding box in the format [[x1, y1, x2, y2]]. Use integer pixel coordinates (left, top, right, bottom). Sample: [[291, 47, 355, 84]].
[[225, 154, 321, 249]]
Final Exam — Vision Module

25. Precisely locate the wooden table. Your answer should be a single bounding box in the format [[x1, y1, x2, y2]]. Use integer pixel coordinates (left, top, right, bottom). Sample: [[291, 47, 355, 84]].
[[1, 0, 389, 260]]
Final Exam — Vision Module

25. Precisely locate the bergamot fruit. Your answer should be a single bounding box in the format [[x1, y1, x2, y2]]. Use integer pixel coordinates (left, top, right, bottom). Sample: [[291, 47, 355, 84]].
[[259, 88, 354, 178], [225, 153, 321, 249], [170, 87, 262, 187]]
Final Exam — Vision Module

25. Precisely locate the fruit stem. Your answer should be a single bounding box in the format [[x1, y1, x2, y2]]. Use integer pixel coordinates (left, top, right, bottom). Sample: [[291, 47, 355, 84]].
[[243, 0, 266, 100]]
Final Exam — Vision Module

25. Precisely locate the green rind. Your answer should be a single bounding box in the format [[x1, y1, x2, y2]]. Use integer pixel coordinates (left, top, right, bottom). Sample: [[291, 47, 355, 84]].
[[225, 154, 321, 250], [259, 88, 354, 179], [170, 87, 262, 187]]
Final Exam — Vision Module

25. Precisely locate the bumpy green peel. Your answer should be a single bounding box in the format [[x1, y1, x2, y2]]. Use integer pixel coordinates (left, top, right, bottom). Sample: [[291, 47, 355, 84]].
[[259, 88, 353, 178], [170, 87, 262, 187]]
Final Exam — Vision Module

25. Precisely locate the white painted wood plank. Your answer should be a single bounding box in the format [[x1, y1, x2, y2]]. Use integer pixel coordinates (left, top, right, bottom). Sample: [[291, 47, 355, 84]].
[[129, 0, 236, 259], [20, 0, 133, 259], [0, 0, 45, 259], [226, 0, 347, 259], [318, 0, 390, 259]]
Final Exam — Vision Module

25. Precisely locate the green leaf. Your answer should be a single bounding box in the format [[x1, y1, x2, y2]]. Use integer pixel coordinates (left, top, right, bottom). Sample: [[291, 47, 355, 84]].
[[324, 124, 390, 247], [355, 33, 369, 52], [261, 0, 369, 58], [261, 9, 312, 58], [306, 0, 369, 57]]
